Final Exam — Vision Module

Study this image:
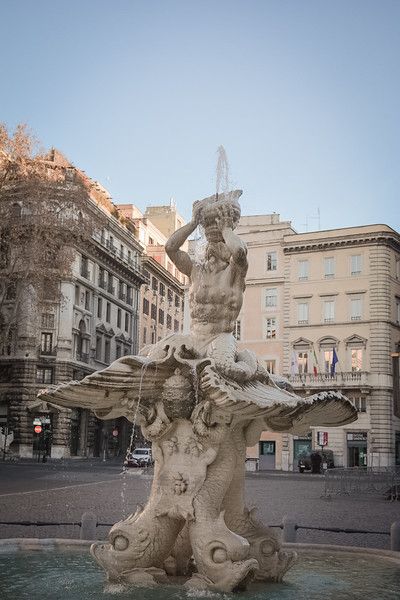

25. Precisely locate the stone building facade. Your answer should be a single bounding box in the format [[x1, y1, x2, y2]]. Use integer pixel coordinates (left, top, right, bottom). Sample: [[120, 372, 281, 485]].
[[236, 217, 400, 470], [0, 154, 146, 459], [116, 202, 186, 349]]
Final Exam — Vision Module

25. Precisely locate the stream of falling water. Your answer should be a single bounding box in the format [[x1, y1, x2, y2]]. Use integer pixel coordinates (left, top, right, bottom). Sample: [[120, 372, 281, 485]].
[[216, 145, 231, 197], [120, 358, 154, 517]]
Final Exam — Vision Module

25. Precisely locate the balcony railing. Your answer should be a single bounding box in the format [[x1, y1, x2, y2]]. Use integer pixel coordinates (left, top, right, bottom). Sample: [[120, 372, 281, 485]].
[[76, 352, 89, 364], [92, 232, 145, 281], [40, 348, 57, 357], [286, 371, 369, 388]]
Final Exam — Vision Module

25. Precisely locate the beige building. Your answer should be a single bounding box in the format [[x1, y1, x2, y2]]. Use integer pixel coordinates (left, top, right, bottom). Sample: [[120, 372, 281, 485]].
[[116, 203, 186, 350], [237, 216, 400, 470]]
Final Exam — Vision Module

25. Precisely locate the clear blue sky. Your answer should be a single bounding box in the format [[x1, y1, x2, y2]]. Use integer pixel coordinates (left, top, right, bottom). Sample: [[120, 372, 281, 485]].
[[1, 0, 399, 231]]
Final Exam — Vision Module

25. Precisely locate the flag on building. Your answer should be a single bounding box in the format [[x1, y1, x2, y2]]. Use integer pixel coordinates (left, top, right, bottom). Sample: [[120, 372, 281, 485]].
[[312, 347, 319, 376], [290, 351, 297, 375], [331, 348, 338, 376]]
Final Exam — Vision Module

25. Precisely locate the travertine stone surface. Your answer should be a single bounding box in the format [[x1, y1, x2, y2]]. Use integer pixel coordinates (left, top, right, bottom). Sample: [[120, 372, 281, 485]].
[[39, 191, 357, 592]]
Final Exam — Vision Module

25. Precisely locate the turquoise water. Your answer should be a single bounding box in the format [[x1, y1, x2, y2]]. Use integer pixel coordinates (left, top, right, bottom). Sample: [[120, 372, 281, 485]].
[[0, 550, 399, 600]]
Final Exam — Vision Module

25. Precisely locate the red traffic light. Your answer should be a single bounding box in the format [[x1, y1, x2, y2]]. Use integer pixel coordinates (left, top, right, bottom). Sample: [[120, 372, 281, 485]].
[[34, 425, 42, 434]]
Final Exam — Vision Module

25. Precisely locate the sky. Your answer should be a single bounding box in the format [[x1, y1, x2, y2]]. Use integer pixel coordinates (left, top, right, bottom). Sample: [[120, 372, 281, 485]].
[[1, 0, 399, 232]]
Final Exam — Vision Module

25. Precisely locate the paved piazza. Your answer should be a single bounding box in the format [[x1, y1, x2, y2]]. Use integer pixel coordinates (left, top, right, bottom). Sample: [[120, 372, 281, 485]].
[[0, 460, 398, 549]]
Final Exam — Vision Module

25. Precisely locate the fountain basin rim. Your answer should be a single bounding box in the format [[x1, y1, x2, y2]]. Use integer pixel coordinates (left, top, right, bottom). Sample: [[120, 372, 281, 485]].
[[1, 538, 399, 565]]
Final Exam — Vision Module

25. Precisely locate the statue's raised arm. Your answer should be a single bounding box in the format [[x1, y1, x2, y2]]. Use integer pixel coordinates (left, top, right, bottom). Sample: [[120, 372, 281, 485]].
[[165, 203, 201, 277]]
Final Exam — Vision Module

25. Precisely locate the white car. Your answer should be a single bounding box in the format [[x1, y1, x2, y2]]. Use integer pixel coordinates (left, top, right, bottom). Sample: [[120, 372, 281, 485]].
[[125, 447, 153, 467]]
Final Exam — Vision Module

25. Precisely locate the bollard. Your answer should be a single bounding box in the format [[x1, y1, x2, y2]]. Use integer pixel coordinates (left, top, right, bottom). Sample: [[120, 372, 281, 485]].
[[80, 511, 97, 540], [390, 521, 400, 551], [282, 516, 297, 543]]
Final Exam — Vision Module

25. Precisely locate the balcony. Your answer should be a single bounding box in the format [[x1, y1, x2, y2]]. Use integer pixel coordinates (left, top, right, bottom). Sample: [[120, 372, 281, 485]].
[[286, 371, 369, 389], [76, 352, 89, 364], [39, 348, 57, 357]]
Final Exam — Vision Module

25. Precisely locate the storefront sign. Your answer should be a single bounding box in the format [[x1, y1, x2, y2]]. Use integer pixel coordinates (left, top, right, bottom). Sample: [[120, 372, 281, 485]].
[[347, 432, 367, 441]]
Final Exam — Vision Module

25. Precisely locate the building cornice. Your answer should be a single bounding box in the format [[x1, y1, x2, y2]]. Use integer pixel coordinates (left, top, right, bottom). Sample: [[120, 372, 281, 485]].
[[283, 231, 400, 254]]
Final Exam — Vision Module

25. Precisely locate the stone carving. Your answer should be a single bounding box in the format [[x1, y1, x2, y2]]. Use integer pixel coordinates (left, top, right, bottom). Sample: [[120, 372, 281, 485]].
[[39, 190, 357, 592]]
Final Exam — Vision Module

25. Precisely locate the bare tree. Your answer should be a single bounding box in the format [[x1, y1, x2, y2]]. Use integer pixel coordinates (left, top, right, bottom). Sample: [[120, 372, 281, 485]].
[[0, 123, 106, 353]]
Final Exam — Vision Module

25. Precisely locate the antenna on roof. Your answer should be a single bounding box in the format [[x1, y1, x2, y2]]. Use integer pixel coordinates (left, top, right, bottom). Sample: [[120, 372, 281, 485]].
[[301, 207, 321, 232]]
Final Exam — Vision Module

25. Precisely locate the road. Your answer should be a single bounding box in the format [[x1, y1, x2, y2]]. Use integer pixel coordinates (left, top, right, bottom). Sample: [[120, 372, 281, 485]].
[[0, 459, 398, 549]]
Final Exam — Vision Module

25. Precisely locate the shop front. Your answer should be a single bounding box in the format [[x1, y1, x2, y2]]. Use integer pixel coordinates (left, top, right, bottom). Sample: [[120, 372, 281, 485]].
[[347, 431, 368, 467]]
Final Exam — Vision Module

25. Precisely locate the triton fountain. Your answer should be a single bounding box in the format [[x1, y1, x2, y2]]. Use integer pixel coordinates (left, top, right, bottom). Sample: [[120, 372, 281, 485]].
[[36, 187, 360, 593]]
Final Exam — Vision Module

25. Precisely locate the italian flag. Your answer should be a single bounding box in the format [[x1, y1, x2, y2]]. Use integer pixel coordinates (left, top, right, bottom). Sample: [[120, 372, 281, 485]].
[[312, 347, 319, 376]]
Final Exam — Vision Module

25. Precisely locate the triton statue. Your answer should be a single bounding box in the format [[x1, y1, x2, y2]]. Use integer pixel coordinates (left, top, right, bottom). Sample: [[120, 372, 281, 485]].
[[39, 190, 357, 592]]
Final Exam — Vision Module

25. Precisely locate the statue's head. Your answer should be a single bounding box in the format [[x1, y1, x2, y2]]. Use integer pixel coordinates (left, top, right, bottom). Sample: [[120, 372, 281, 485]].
[[196, 190, 242, 243]]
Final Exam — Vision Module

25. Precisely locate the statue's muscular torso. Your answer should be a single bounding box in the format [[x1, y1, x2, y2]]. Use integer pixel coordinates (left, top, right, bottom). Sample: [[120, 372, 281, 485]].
[[189, 260, 246, 340]]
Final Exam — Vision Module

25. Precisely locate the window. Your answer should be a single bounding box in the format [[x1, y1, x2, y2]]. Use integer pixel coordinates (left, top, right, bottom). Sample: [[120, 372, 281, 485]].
[[174, 319, 179, 332], [351, 396, 367, 413], [265, 288, 277, 308], [125, 313, 129, 332], [117, 308, 121, 328], [107, 273, 114, 294], [350, 298, 362, 321], [106, 302, 111, 323], [323, 300, 335, 323], [167, 314, 172, 329], [116, 344, 121, 359], [167, 288, 173, 302], [297, 351, 309, 374], [175, 294, 180, 307], [265, 317, 277, 339], [151, 304, 157, 320], [120, 245, 124, 259], [41, 313, 54, 329], [297, 302, 309, 324], [233, 320, 241, 340], [74, 285, 80, 305], [143, 298, 149, 315], [396, 259, 400, 280], [127, 286, 133, 305], [351, 255, 362, 276], [152, 277, 158, 292], [159, 282, 165, 296], [298, 260, 309, 281], [351, 349, 363, 371], [323, 350, 335, 373], [41, 333, 53, 354], [264, 359, 276, 374], [397, 299, 400, 324], [266, 251, 277, 271], [81, 256, 90, 278], [158, 309, 164, 325], [85, 290, 90, 310], [324, 257, 335, 279], [98, 267, 106, 289], [104, 339, 110, 363], [149, 236, 154, 245], [95, 336, 102, 360], [143, 327, 147, 344], [97, 297, 102, 318], [36, 367, 53, 384]]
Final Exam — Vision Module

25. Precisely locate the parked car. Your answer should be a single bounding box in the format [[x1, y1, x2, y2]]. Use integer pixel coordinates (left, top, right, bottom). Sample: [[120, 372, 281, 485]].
[[298, 450, 335, 473], [124, 447, 153, 468]]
